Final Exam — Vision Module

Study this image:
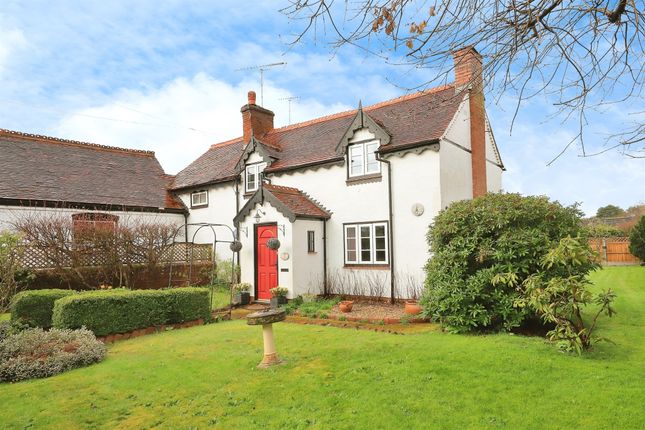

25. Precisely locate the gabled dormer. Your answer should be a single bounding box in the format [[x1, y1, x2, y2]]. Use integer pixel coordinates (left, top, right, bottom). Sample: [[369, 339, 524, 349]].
[[336, 102, 391, 183], [236, 137, 281, 194]]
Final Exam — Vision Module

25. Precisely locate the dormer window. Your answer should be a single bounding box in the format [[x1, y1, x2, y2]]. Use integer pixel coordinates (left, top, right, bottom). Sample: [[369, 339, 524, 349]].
[[245, 162, 266, 193], [348, 141, 380, 178], [191, 190, 208, 208]]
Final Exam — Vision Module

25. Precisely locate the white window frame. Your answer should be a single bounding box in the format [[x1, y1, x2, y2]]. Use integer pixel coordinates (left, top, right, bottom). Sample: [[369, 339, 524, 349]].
[[190, 190, 208, 207], [245, 162, 266, 193], [348, 141, 381, 178], [344, 222, 389, 265]]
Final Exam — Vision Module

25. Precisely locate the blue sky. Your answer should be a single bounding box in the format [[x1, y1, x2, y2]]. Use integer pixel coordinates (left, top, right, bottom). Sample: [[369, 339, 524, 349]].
[[1, 1, 643, 216]]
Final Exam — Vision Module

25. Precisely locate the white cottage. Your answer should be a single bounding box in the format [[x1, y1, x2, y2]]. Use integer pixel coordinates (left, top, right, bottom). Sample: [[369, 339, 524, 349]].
[[171, 46, 504, 301]]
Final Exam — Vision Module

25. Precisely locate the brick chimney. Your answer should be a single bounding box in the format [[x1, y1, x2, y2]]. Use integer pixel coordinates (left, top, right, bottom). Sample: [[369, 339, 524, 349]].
[[453, 46, 487, 198], [241, 90, 274, 143]]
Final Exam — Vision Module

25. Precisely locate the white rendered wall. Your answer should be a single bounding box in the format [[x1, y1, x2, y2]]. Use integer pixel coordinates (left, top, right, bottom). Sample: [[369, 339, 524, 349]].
[[291, 219, 325, 296], [485, 128, 503, 192], [0, 206, 184, 233], [388, 148, 442, 296], [440, 98, 474, 207], [177, 181, 238, 260]]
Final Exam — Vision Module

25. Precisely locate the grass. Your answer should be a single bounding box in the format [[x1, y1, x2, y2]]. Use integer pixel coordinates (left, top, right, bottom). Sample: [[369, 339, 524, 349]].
[[208, 284, 232, 310], [1, 267, 643, 429], [0, 313, 9, 321]]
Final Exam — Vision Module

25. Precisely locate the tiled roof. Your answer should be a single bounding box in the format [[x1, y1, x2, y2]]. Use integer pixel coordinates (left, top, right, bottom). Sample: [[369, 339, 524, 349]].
[[172, 85, 461, 189], [263, 184, 331, 219], [0, 129, 184, 211]]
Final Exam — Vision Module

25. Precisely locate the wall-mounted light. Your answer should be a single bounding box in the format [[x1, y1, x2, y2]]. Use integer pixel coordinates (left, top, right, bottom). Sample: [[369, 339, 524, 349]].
[[254, 209, 266, 224]]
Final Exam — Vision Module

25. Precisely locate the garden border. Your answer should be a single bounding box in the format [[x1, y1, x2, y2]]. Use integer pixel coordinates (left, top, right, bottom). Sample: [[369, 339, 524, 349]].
[[96, 318, 204, 344]]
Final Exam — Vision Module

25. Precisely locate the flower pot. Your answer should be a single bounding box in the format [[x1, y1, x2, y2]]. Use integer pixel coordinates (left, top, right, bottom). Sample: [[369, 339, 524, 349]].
[[270, 296, 287, 308], [339, 300, 354, 313], [404, 300, 422, 315], [239, 291, 250, 305]]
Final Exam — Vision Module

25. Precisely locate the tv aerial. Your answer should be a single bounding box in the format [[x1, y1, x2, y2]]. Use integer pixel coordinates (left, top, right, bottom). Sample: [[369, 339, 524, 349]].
[[235, 62, 287, 106], [278, 96, 300, 125]]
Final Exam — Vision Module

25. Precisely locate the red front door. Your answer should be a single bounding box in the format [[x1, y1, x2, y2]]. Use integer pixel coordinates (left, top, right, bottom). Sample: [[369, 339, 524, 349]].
[[256, 225, 278, 300]]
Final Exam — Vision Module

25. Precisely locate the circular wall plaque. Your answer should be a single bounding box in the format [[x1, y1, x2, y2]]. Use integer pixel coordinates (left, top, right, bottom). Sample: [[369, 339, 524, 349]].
[[411, 203, 425, 216], [280, 252, 290, 261]]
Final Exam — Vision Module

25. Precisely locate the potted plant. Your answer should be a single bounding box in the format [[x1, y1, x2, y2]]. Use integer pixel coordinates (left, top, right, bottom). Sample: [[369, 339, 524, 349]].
[[266, 238, 281, 250], [233, 283, 252, 305], [404, 300, 422, 315], [269, 286, 288, 308], [339, 300, 354, 313]]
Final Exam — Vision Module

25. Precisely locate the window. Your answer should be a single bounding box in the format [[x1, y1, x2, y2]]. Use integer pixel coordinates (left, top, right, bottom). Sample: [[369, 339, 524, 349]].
[[191, 190, 208, 207], [72, 213, 118, 242], [344, 222, 388, 264], [348, 141, 380, 178], [245, 162, 266, 193], [307, 231, 315, 253]]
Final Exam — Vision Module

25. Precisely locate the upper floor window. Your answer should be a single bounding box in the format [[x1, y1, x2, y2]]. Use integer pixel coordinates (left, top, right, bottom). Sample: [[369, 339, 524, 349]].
[[191, 190, 208, 208], [344, 221, 388, 265], [348, 141, 380, 178], [245, 162, 266, 193]]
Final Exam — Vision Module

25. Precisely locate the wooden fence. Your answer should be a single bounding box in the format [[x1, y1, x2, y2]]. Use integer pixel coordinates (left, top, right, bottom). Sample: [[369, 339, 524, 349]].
[[18, 242, 212, 269], [589, 237, 641, 265]]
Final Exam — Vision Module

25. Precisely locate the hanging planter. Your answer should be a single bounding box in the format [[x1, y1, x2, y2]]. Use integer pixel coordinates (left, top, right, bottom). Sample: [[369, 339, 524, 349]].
[[266, 238, 281, 250], [229, 241, 243, 252]]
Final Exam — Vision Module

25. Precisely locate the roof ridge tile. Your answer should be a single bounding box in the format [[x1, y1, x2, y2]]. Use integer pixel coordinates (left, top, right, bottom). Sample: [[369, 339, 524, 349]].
[[270, 83, 455, 134], [0, 128, 155, 156]]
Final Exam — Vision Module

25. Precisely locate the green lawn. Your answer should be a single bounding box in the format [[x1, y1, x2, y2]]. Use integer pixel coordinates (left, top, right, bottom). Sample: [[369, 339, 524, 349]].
[[1, 267, 643, 429]]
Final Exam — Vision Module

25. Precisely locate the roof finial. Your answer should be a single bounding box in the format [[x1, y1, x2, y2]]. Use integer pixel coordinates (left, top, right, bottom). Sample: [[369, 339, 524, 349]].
[[358, 100, 363, 110]]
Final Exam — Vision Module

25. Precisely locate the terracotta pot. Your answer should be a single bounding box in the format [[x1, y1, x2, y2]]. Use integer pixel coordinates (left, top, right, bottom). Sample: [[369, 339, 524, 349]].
[[404, 300, 422, 315], [339, 300, 354, 313]]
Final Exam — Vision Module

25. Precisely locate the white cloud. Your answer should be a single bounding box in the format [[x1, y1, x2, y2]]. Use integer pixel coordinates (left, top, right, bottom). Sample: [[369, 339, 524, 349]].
[[0, 26, 26, 76], [53, 73, 353, 174]]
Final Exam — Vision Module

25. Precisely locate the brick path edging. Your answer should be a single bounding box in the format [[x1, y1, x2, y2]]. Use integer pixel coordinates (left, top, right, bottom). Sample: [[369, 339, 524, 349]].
[[96, 319, 204, 344]]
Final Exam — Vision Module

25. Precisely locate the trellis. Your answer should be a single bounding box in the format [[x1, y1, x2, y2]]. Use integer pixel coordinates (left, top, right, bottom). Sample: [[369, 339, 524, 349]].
[[17, 242, 213, 269]]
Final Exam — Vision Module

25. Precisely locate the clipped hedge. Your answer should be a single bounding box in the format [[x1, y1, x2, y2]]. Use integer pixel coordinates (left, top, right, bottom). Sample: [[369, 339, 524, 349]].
[[10, 289, 77, 328], [52, 288, 210, 336]]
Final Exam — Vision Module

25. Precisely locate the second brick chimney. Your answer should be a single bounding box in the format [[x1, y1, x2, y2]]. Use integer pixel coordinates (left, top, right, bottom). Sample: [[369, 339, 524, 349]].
[[453, 46, 487, 198], [241, 90, 274, 143]]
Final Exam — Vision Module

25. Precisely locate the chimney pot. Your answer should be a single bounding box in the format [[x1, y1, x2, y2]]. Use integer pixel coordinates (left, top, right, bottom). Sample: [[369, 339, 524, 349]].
[[248, 91, 257, 105]]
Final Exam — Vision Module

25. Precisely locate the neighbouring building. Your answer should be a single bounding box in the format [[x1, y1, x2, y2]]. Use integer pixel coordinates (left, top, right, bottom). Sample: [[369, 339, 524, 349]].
[[0, 129, 186, 232]]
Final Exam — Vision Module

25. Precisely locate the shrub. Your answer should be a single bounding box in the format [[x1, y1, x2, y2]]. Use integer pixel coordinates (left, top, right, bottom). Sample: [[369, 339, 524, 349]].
[[0, 231, 34, 312], [584, 223, 626, 238], [52, 287, 210, 336], [517, 236, 615, 353], [10, 289, 76, 328], [422, 193, 586, 333], [0, 327, 106, 382], [629, 216, 645, 261]]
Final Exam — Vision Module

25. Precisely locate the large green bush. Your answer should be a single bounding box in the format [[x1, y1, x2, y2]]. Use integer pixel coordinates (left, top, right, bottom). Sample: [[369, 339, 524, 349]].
[[0, 327, 106, 382], [421, 193, 588, 333], [628, 216, 645, 261], [52, 287, 210, 336], [10, 289, 76, 328]]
